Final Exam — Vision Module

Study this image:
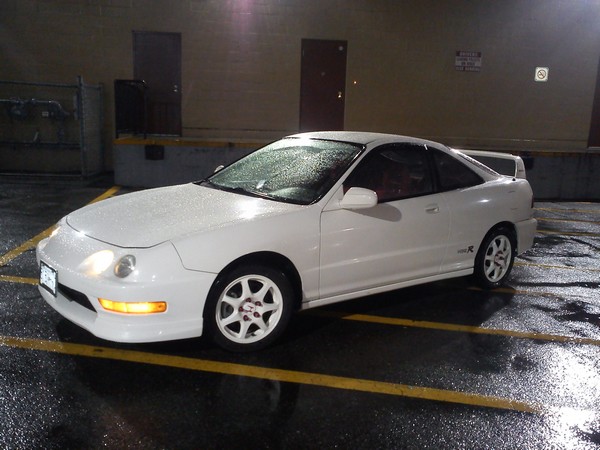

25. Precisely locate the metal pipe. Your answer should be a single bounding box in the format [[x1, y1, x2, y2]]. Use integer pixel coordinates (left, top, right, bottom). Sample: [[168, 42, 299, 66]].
[[0, 97, 70, 120]]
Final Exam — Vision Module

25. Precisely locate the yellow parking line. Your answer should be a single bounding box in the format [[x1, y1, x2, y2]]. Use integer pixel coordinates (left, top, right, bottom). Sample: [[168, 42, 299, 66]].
[[536, 217, 600, 225], [0, 275, 38, 285], [0, 273, 592, 345], [535, 207, 600, 215], [311, 311, 600, 347], [428, 279, 587, 302], [514, 261, 600, 273], [1, 191, 596, 413], [0, 228, 54, 267], [464, 284, 571, 300], [88, 185, 121, 204], [537, 229, 600, 238], [0, 335, 542, 414], [0, 186, 121, 268]]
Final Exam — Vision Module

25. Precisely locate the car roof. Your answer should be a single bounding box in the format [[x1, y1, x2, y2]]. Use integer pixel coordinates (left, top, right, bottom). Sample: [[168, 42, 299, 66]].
[[286, 131, 500, 182], [287, 131, 444, 148]]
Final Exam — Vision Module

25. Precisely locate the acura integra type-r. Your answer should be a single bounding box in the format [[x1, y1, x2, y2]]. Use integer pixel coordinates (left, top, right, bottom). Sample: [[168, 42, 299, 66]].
[[37, 132, 537, 351]]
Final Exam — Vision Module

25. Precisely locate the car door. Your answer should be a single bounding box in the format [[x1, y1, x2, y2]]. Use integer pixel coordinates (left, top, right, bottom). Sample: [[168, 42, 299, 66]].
[[319, 143, 450, 299], [429, 147, 492, 273]]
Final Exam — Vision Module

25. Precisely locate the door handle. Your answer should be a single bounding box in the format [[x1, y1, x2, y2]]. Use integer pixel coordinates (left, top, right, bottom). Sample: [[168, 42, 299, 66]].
[[425, 204, 440, 214]]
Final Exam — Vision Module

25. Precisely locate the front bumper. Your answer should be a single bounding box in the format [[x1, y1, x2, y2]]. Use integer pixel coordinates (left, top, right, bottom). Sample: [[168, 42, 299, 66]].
[[36, 228, 217, 343]]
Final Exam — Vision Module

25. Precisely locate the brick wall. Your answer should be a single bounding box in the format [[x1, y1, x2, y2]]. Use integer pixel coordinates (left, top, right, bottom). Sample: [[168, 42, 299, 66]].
[[1, 0, 599, 171]]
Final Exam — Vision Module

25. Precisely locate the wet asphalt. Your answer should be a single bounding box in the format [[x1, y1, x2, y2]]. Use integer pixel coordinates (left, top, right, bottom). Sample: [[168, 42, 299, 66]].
[[1, 177, 599, 449]]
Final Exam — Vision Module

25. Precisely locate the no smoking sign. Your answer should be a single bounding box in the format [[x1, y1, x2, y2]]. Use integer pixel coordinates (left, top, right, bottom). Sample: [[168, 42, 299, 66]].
[[535, 67, 549, 82]]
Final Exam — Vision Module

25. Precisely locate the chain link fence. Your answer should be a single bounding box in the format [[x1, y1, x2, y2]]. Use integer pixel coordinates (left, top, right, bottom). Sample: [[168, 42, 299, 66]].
[[0, 76, 104, 177]]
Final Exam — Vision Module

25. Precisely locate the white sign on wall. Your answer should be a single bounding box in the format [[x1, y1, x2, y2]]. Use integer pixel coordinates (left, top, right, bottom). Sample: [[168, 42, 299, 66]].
[[455, 51, 482, 72], [535, 67, 549, 82]]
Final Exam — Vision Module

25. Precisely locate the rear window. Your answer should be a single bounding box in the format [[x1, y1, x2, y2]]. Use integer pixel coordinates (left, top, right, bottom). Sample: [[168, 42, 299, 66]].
[[432, 150, 484, 191]]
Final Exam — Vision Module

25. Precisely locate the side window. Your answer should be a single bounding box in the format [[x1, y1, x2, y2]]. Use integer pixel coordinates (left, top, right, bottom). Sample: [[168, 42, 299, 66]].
[[432, 149, 483, 191], [344, 144, 433, 203]]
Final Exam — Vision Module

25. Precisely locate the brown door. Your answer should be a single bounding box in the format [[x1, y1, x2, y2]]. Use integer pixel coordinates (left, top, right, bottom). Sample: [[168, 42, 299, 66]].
[[300, 39, 347, 132], [133, 31, 182, 136], [588, 55, 600, 147]]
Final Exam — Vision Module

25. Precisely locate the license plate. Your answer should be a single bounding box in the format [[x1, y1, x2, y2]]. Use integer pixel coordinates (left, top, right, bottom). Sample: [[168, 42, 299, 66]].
[[40, 261, 58, 297]]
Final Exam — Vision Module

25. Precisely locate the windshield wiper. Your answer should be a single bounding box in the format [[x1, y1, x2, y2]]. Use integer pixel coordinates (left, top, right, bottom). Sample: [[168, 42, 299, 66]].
[[199, 180, 278, 200], [237, 186, 278, 201]]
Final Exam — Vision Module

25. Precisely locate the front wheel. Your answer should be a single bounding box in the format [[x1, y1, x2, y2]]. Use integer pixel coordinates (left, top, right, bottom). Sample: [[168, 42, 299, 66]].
[[473, 228, 516, 289], [205, 265, 294, 352]]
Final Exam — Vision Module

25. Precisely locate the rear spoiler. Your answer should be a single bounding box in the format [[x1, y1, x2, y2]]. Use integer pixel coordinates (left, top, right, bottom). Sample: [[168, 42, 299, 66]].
[[455, 149, 527, 179]]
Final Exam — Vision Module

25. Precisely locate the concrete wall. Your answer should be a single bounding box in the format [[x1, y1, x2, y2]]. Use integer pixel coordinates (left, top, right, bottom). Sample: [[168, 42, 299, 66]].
[[114, 139, 600, 200], [1, 0, 599, 162], [114, 138, 260, 187], [526, 152, 600, 200]]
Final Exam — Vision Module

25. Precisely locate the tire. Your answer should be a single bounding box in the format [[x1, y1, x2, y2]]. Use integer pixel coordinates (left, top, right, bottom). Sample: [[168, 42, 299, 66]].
[[205, 265, 294, 352], [473, 227, 516, 289]]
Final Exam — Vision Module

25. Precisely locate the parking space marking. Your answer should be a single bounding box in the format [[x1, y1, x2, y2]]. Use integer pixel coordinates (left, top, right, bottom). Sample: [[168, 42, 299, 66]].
[[535, 206, 600, 215], [0, 227, 54, 268], [536, 217, 600, 225], [536, 229, 600, 238], [87, 185, 122, 204], [2, 271, 593, 351], [0, 334, 543, 414], [1, 195, 597, 416], [0, 186, 120, 268], [0, 275, 38, 285], [514, 261, 600, 273], [310, 310, 600, 347], [464, 284, 586, 300], [3, 273, 596, 346]]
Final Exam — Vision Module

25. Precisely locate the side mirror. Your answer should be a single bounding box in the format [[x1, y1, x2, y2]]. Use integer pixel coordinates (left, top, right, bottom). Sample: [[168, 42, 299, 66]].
[[339, 187, 378, 210], [214, 165, 225, 173]]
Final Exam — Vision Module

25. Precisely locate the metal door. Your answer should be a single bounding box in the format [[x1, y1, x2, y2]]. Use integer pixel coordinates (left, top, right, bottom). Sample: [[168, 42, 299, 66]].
[[300, 39, 347, 132], [133, 31, 182, 136]]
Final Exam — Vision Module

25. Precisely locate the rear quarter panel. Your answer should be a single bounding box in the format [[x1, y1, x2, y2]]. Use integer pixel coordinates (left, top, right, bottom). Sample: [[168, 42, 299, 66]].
[[439, 177, 533, 273]]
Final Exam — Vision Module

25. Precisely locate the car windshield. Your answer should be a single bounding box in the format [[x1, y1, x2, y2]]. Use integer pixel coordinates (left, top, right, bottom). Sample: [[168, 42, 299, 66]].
[[203, 137, 363, 204]]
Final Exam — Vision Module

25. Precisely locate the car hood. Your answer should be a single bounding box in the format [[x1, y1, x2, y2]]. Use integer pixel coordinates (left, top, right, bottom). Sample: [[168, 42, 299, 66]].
[[66, 183, 302, 248]]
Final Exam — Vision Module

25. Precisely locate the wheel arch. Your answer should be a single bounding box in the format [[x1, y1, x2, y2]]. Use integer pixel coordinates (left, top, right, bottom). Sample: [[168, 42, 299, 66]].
[[213, 251, 303, 310], [478, 221, 517, 254], [472, 221, 518, 289]]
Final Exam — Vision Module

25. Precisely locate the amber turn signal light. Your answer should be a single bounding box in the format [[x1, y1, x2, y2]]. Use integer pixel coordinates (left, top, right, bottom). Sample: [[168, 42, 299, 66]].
[[99, 299, 167, 314]]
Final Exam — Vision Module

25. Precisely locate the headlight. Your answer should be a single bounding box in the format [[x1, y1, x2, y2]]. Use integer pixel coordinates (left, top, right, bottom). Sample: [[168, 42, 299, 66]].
[[82, 250, 114, 275], [114, 255, 136, 278]]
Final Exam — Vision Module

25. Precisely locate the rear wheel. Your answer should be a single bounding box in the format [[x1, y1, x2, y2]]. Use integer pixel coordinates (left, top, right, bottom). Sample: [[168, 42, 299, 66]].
[[473, 227, 516, 289], [205, 265, 294, 352]]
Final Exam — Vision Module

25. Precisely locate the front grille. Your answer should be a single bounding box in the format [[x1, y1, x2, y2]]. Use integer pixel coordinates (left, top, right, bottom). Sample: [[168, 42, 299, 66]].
[[57, 283, 97, 313]]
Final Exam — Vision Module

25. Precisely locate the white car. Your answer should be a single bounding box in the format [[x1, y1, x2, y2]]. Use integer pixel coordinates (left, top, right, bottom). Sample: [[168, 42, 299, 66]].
[[37, 132, 537, 351]]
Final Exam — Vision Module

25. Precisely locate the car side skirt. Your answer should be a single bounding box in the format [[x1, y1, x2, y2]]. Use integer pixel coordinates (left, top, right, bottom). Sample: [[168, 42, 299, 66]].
[[300, 268, 473, 310]]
